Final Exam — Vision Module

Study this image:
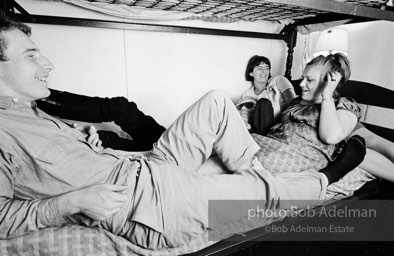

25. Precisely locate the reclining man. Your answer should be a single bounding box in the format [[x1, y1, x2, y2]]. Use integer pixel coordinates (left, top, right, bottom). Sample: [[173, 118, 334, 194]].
[[0, 17, 357, 250]]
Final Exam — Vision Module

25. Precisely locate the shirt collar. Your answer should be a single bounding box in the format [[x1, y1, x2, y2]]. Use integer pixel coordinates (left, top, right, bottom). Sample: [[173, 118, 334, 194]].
[[0, 96, 33, 109]]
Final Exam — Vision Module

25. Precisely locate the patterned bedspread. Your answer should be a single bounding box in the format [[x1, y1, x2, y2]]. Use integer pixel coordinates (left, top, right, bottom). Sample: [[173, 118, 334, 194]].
[[0, 224, 214, 256], [0, 225, 136, 256]]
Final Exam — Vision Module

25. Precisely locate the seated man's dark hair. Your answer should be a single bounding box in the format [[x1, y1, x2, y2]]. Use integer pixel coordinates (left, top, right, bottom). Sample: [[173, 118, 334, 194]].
[[0, 16, 32, 61]]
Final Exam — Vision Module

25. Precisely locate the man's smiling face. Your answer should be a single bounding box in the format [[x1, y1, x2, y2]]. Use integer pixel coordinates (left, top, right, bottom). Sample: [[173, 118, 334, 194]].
[[0, 28, 54, 101]]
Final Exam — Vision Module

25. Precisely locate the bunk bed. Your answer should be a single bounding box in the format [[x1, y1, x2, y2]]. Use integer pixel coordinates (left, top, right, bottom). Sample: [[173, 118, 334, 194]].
[[2, 0, 394, 80], [1, 0, 394, 255]]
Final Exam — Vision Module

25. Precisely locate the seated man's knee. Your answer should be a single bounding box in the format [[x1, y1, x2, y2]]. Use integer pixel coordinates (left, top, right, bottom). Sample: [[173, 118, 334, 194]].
[[205, 90, 226, 98], [203, 90, 229, 103]]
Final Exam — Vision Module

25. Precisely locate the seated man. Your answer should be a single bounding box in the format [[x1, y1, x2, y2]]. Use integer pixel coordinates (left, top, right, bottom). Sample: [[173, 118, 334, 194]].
[[0, 17, 360, 250]]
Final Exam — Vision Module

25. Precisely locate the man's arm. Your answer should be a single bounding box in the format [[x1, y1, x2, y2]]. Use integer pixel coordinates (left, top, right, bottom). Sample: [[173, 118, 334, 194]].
[[0, 147, 127, 238], [0, 149, 66, 238], [56, 184, 129, 221], [0, 196, 66, 238]]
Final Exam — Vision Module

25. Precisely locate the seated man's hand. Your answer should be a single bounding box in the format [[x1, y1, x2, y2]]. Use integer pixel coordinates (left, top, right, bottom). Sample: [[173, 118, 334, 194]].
[[58, 184, 128, 221], [72, 123, 104, 150]]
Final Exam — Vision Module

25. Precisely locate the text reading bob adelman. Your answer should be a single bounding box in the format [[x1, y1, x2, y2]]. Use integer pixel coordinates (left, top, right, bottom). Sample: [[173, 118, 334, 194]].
[[208, 200, 394, 241]]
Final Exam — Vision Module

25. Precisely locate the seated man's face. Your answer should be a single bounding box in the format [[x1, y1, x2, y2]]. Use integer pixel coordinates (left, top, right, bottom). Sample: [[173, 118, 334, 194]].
[[0, 29, 54, 102], [237, 102, 255, 124]]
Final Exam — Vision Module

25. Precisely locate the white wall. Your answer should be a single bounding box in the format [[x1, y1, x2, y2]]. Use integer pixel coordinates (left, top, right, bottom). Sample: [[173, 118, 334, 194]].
[[18, 1, 394, 127], [292, 20, 394, 90], [123, 30, 287, 127], [19, 0, 288, 127]]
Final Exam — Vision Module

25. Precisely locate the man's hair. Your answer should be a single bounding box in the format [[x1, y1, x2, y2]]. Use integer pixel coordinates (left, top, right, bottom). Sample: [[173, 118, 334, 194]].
[[244, 55, 271, 83], [0, 17, 31, 61]]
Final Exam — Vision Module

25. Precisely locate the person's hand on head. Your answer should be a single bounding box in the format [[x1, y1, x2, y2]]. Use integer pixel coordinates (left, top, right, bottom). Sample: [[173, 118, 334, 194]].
[[322, 71, 341, 100]]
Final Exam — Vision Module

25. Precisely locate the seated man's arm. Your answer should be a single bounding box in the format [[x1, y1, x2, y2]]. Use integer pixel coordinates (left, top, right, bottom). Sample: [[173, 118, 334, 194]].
[[0, 148, 67, 238], [0, 148, 127, 238]]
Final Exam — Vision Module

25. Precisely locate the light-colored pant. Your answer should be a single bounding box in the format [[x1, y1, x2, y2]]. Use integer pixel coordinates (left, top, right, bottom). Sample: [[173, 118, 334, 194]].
[[121, 90, 328, 250], [152, 90, 327, 199]]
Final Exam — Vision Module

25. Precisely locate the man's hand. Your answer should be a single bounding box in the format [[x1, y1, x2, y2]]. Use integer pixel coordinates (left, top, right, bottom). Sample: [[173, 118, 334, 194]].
[[57, 184, 128, 221], [72, 123, 103, 150]]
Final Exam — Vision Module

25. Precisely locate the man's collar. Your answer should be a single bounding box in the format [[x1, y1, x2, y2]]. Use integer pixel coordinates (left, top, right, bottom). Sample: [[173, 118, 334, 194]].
[[0, 96, 32, 109]]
